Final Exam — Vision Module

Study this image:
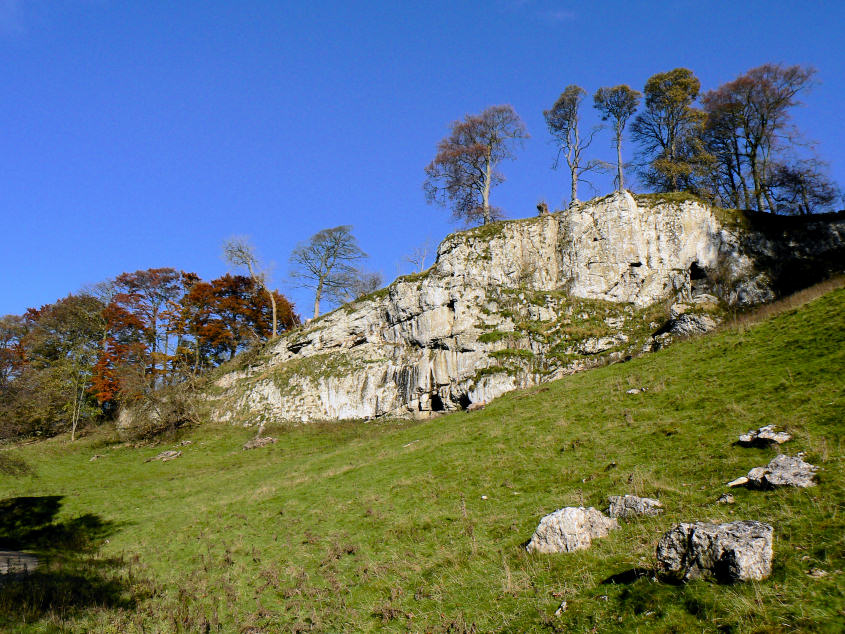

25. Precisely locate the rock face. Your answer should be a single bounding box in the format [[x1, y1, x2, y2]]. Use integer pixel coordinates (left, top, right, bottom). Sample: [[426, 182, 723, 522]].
[[738, 425, 792, 447], [207, 193, 844, 425], [607, 495, 663, 519], [656, 521, 774, 582], [526, 507, 618, 554]]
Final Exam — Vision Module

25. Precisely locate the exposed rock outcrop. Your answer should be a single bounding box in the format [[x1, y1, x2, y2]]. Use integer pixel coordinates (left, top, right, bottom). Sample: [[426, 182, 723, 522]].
[[526, 507, 618, 554], [207, 193, 843, 425], [728, 454, 818, 489], [656, 521, 774, 582], [738, 425, 792, 447], [607, 495, 663, 519]]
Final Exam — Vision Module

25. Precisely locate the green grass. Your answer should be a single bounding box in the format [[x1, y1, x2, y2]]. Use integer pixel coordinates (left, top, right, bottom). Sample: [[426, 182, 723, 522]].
[[1, 288, 843, 632]]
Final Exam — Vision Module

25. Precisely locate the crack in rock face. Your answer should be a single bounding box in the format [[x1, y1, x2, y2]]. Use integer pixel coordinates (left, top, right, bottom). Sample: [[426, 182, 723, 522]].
[[526, 507, 618, 553], [656, 521, 774, 583]]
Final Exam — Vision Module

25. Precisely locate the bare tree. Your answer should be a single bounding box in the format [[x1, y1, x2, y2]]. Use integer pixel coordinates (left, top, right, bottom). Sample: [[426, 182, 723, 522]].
[[289, 225, 367, 319], [404, 238, 433, 273], [424, 105, 528, 225], [327, 269, 384, 304], [544, 85, 600, 206], [593, 85, 641, 191], [222, 237, 279, 338]]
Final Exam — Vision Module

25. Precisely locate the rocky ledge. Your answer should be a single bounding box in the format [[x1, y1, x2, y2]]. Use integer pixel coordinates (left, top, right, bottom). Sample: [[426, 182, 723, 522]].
[[206, 192, 843, 425]]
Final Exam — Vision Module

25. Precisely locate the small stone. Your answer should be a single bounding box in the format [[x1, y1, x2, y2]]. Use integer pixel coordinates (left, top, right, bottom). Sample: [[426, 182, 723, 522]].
[[179, 440, 193, 446], [727, 476, 750, 488], [481, 495, 488, 500], [808, 568, 828, 579], [466, 401, 487, 412], [89, 454, 104, 462], [607, 495, 663, 519], [656, 520, 773, 582], [526, 507, 618, 554], [717, 493, 735, 505], [626, 388, 641, 395], [553, 601, 567, 616], [242, 436, 278, 451]]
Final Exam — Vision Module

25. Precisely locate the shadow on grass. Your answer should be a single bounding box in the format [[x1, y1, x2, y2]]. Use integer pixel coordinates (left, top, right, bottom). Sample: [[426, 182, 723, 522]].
[[601, 567, 652, 585], [0, 495, 145, 627]]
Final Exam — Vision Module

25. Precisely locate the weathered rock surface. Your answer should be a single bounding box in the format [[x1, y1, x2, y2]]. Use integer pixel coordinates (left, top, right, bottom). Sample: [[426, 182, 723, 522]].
[[526, 507, 618, 553], [607, 495, 663, 519], [145, 450, 182, 463], [748, 454, 817, 489], [657, 520, 773, 582], [738, 425, 792, 447], [206, 193, 843, 425], [242, 436, 278, 450]]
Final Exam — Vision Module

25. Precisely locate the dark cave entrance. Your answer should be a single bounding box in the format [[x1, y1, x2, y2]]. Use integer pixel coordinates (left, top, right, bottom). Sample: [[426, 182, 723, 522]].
[[430, 394, 445, 412], [457, 394, 472, 410], [689, 261, 708, 280]]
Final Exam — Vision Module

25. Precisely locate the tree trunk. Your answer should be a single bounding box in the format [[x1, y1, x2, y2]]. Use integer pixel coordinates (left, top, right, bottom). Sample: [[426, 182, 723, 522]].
[[749, 151, 765, 212], [265, 287, 278, 337], [570, 163, 578, 206], [313, 279, 323, 319], [615, 124, 624, 190], [482, 152, 492, 224]]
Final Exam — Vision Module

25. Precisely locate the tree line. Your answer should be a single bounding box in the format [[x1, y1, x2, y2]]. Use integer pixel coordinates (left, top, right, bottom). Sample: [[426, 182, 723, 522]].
[[0, 226, 386, 440], [424, 63, 841, 223]]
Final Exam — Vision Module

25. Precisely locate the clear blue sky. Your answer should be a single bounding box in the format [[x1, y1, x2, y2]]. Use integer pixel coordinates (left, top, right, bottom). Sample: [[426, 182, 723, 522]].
[[3, 0, 843, 317]]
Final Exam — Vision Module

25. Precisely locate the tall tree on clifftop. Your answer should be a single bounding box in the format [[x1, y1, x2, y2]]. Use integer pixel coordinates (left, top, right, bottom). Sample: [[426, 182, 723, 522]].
[[593, 85, 641, 191], [544, 85, 599, 206], [424, 104, 528, 225], [631, 68, 712, 193], [289, 225, 367, 319]]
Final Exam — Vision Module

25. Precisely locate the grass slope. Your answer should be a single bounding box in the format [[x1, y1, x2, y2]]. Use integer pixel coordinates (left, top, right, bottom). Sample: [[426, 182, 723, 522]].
[[1, 288, 843, 632]]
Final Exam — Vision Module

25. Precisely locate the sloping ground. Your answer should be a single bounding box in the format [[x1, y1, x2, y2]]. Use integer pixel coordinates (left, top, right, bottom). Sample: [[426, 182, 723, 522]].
[[1, 285, 843, 632]]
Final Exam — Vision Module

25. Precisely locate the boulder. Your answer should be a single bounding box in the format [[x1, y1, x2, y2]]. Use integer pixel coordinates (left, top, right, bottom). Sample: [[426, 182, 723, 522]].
[[242, 436, 278, 450], [607, 495, 663, 519], [737, 425, 792, 447], [526, 507, 618, 554], [656, 520, 773, 582], [728, 454, 817, 489]]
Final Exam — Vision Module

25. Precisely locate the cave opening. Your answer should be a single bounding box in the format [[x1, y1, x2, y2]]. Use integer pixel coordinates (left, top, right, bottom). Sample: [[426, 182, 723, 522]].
[[430, 394, 445, 411], [689, 261, 708, 280], [458, 394, 472, 410]]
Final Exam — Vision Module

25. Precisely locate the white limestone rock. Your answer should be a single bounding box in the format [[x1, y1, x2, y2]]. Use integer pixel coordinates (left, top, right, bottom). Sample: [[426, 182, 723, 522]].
[[738, 425, 792, 447], [607, 495, 663, 519], [657, 521, 773, 582], [203, 192, 843, 426], [526, 507, 618, 554]]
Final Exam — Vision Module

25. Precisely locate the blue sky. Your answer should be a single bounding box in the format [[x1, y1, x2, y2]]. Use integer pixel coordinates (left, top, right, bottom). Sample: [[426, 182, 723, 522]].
[[2, 0, 843, 317]]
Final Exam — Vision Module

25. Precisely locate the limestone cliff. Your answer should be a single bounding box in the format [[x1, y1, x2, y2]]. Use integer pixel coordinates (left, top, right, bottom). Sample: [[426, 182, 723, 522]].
[[209, 192, 843, 425]]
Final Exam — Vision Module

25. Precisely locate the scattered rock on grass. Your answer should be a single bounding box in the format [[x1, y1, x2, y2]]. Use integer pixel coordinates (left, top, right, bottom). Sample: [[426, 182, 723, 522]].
[[526, 507, 618, 554], [466, 401, 487, 412], [728, 454, 817, 489], [656, 520, 773, 582], [717, 493, 735, 505], [145, 450, 182, 463], [89, 454, 104, 462], [737, 425, 792, 447], [242, 436, 277, 451], [607, 495, 663, 519], [0, 550, 39, 575], [625, 387, 647, 395]]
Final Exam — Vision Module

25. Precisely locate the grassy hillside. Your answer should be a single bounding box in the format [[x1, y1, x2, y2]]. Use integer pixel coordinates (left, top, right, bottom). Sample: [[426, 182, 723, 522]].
[[1, 286, 843, 632]]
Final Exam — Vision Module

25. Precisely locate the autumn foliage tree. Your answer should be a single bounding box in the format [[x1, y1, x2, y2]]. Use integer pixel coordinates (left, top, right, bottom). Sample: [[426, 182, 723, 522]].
[[631, 68, 713, 193], [424, 105, 528, 225]]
